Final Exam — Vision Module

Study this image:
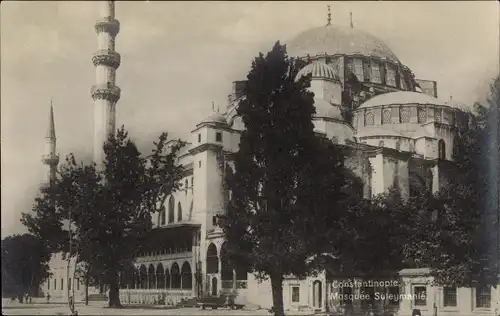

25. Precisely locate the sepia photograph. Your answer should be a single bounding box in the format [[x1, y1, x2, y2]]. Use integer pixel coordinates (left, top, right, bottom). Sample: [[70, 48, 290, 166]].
[[1, 1, 499, 315]]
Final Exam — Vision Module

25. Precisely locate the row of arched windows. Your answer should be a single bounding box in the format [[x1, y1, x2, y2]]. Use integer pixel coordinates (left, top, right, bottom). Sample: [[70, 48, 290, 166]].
[[364, 107, 430, 126], [120, 262, 192, 290], [206, 243, 248, 281], [362, 106, 458, 127], [159, 197, 194, 226], [375, 138, 446, 159]]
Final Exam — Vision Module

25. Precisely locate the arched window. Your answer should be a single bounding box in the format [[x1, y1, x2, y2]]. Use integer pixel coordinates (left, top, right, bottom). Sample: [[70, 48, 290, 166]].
[[378, 140, 385, 148], [181, 262, 192, 290], [382, 110, 391, 124], [156, 264, 165, 289], [165, 268, 171, 289], [177, 202, 182, 222], [386, 65, 396, 86], [148, 264, 156, 289], [438, 139, 446, 160], [371, 62, 381, 83], [418, 107, 427, 123], [395, 140, 401, 151], [435, 108, 442, 122], [170, 263, 181, 289], [364, 112, 374, 126], [160, 206, 166, 226], [400, 108, 410, 123], [206, 243, 218, 274], [168, 196, 175, 223], [139, 265, 147, 289]]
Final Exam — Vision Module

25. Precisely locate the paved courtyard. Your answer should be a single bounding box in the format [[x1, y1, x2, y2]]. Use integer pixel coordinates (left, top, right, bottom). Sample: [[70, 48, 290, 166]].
[[2, 303, 272, 316], [2, 300, 319, 316]]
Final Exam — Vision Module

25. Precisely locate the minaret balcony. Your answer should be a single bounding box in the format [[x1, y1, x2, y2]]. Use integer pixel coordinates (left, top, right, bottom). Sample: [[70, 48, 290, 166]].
[[94, 17, 120, 37], [92, 50, 121, 69], [91, 83, 121, 102], [42, 154, 60, 166]]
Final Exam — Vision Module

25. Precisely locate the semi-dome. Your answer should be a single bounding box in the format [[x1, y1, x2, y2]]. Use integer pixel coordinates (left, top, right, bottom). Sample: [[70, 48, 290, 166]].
[[296, 61, 340, 82], [199, 112, 228, 125], [287, 24, 400, 63], [313, 98, 343, 120], [358, 91, 449, 109]]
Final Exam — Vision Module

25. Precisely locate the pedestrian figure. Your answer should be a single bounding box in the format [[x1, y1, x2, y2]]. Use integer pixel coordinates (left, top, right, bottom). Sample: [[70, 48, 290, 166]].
[[46, 293, 51, 304]]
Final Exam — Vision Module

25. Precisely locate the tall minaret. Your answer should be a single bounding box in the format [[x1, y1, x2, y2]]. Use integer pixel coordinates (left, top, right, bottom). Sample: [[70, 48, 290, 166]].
[[91, 1, 121, 165], [41, 103, 59, 189]]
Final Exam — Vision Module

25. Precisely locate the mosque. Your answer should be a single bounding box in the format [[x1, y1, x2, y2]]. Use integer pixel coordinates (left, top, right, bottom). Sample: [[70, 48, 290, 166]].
[[40, 2, 498, 315]]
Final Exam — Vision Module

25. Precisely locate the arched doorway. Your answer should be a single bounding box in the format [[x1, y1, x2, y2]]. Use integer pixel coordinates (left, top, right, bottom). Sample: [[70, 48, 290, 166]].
[[181, 262, 192, 290], [165, 268, 171, 289], [139, 265, 147, 289], [171, 263, 181, 289], [313, 280, 322, 309], [211, 277, 218, 296], [206, 243, 218, 273], [156, 263, 165, 289], [148, 264, 156, 289]]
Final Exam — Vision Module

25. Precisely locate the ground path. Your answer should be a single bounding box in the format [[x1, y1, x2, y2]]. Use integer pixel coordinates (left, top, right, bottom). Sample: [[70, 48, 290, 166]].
[[2, 300, 317, 316]]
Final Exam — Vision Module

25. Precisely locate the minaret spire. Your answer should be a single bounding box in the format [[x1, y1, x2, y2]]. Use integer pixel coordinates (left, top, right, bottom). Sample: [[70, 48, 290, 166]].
[[326, 5, 331, 26], [41, 100, 59, 189], [350, 11, 354, 28], [91, 0, 121, 166], [47, 99, 56, 139]]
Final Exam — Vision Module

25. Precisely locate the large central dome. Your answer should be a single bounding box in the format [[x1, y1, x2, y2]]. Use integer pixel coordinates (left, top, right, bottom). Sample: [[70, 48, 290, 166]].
[[287, 24, 400, 63]]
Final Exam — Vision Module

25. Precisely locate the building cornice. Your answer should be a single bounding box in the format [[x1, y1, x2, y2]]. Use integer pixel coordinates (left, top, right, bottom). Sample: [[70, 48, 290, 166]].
[[188, 143, 223, 155]]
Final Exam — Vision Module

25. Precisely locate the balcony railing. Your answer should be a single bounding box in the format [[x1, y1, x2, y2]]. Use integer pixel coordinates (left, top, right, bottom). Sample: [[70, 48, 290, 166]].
[[91, 83, 121, 102], [92, 50, 121, 68], [94, 17, 120, 37], [41, 154, 59, 165]]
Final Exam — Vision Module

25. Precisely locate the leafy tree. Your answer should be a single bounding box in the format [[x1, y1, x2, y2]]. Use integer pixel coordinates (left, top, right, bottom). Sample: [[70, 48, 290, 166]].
[[220, 42, 357, 316], [22, 127, 185, 308], [1, 233, 51, 302], [400, 76, 499, 287]]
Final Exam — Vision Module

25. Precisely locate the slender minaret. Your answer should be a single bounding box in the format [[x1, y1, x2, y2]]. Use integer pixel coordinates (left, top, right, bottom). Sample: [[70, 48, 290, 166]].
[[41, 102, 59, 189], [91, 1, 121, 166]]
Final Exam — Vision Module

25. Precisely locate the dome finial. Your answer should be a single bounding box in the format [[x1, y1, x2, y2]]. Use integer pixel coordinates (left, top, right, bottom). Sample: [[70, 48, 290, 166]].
[[350, 11, 354, 28], [326, 5, 331, 26]]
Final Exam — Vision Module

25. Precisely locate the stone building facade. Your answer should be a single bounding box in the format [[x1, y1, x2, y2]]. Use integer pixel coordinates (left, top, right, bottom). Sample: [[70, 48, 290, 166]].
[[40, 4, 499, 316]]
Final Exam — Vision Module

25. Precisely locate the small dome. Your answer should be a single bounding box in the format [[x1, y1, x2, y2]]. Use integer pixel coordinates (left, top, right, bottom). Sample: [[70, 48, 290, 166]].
[[357, 91, 450, 109], [199, 112, 228, 125], [287, 24, 400, 63], [313, 98, 343, 120], [296, 61, 340, 82]]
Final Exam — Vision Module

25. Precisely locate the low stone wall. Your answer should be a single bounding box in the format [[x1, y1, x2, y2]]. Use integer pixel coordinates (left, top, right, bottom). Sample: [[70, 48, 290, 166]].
[[118, 289, 192, 306]]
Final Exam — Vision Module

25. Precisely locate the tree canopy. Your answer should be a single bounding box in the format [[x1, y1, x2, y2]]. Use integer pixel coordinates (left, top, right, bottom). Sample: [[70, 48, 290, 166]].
[[21, 127, 185, 307], [1, 233, 51, 301], [221, 42, 360, 316]]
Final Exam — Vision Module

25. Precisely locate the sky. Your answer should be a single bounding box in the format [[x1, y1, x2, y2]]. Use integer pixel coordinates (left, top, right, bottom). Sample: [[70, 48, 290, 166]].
[[1, 1, 499, 238]]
